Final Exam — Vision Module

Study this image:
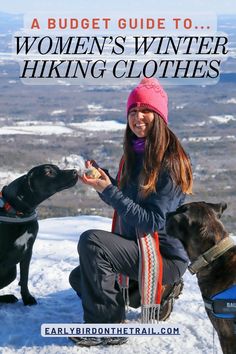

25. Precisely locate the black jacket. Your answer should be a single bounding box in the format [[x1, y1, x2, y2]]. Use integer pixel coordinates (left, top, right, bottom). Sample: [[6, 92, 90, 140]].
[[100, 153, 188, 262]]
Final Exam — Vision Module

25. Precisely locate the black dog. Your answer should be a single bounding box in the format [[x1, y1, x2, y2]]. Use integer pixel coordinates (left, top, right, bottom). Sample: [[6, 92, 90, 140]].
[[0, 164, 78, 306], [166, 202, 236, 354]]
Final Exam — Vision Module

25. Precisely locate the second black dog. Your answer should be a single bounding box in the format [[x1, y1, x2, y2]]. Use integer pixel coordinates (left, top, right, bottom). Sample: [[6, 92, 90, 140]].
[[166, 202, 236, 354], [0, 164, 78, 305]]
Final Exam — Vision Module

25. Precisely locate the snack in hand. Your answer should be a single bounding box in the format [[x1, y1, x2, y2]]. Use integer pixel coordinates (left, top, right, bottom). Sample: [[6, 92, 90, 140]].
[[85, 166, 101, 179]]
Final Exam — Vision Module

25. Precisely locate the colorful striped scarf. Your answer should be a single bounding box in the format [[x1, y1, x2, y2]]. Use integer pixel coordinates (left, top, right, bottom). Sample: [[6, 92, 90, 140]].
[[111, 157, 163, 323]]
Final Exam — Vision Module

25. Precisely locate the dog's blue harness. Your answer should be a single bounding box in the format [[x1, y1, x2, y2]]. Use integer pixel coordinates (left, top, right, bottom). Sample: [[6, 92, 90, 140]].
[[188, 236, 236, 322], [204, 284, 236, 319]]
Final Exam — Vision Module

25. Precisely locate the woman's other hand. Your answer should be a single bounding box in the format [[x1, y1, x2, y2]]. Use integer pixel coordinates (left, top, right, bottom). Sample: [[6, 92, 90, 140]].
[[85, 160, 99, 169]]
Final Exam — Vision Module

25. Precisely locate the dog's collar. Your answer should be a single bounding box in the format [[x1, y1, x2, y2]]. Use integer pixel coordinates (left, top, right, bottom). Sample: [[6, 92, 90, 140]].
[[0, 192, 37, 223], [0, 212, 37, 223], [188, 237, 235, 275], [0, 191, 24, 216]]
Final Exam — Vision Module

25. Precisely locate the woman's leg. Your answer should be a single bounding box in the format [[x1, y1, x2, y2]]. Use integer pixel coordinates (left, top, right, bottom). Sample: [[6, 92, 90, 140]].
[[69, 230, 187, 322], [70, 229, 139, 323], [162, 258, 188, 284], [69, 266, 81, 297]]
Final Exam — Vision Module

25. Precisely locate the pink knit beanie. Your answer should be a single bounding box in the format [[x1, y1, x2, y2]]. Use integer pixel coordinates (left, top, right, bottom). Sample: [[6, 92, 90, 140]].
[[127, 77, 168, 124]]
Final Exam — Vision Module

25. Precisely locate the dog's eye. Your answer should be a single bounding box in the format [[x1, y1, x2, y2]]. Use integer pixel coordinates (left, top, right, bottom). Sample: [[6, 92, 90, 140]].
[[45, 168, 54, 177]]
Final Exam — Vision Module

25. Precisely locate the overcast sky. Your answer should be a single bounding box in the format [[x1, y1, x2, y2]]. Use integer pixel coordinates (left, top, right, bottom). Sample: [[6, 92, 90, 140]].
[[1, 0, 236, 15]]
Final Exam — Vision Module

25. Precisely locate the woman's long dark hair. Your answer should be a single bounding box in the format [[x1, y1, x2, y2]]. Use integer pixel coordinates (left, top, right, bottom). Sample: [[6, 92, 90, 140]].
[[120, 113, 193, 197]]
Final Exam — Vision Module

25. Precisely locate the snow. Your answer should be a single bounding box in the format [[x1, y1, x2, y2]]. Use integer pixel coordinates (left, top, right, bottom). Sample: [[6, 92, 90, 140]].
[[182, 135, 236, 143], [0, 214, 229, 354], [215, 98, 236, 105], [184, 121, 206, 127], [209, 115, 236, 124], [184, 114, 236, 127], [0, 120, 126, 136], [50, 110, 66, 116], [0, 125, 73, 136], [87, 104, 121, 113], [226, 98, 236, 104], [70, 120, 126, 131]]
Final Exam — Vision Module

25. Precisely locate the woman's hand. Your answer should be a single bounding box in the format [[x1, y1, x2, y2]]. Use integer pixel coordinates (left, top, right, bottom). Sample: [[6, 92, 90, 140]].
[[80, 167, 112, 193]]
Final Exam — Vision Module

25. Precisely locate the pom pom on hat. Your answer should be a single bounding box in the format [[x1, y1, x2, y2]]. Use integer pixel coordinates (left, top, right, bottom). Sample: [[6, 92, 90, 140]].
[[127, 77, 168, 124]]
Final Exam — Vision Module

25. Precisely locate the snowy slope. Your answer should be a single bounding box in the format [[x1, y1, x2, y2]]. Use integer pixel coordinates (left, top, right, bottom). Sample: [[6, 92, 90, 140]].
[[0, 215, 227, 354]]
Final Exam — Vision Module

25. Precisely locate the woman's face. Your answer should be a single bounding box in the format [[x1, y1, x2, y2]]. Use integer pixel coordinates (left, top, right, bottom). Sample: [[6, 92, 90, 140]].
[[128, 107, 155, 138]]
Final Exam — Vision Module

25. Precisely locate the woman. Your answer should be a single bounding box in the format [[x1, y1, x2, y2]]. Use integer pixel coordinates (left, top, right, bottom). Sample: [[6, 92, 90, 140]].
[[69, 77, 193, 346]]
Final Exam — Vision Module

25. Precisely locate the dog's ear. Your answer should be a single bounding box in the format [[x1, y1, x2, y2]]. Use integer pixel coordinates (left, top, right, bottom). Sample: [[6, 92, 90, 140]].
[[206, 202, 227, 218]]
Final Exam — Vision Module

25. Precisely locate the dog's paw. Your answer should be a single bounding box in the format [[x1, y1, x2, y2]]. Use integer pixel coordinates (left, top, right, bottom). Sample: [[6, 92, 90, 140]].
[[22, 295, 37, 306], [0, 294, 19, 303]]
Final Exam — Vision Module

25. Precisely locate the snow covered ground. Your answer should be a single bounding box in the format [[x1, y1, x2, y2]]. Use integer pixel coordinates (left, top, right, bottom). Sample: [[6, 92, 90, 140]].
[[0, 113, 235, 137], [0, 120, 126, 136], [0, 215, 229, 354]]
